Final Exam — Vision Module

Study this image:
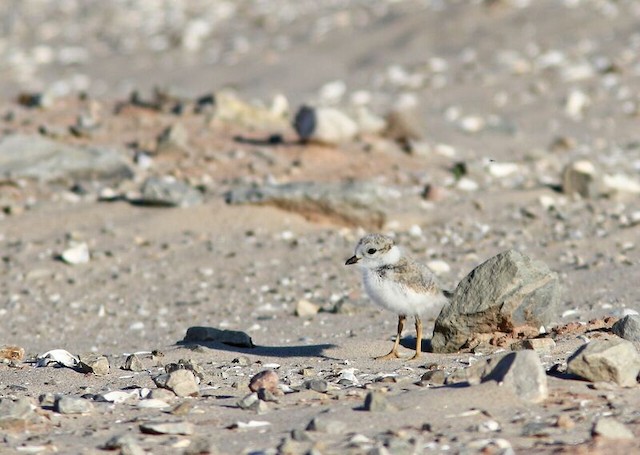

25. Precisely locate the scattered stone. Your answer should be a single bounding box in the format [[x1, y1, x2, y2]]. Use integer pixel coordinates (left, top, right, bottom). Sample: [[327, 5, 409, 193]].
[[237, 393, 267, 412], [592, 417, 634, 440], [102, 434, 145, 455], [0, 134, 133, 182], [565, 89, 590, 120], [153, 369, 200, 397], [293, 105, 358, 145], [155, 123, 190, 155], [0, 397, 34, 427], [419, 369, 447, 385], [123, 353, 144, 371], [140, 421, 195, 435], [232, 356, 251, 366], [76, 354, 110, 375], [36, 349, 80, 368], [38, 393, 56, 407], [295, 299, 319, 318], [225, 180, 392, 229], [481, 351, 548, 403], [134, 176, 203, 207], [257, 388, 279, 403], [306, 414, 346, 434], [0, 345, 25, 362], [54, 396, 93, 414], [183, 326, 254, 348], [510, 338, 556, 355], [97, 390, 139, 404], [556, 414, 575, 429], [432, 250, 560, 353], [304, 379, 328, 393], [566, 339, 640, 387], [184, 438, 219, 455], [249, 370, 280, 394], [166, 359, 205, 381], [60, 242, 90, 265], [602, 173, 640, 194], [383, 108, 425, 142], [363, 391, 394, 412], [352, 106, 387, 135], [611, 315, 640, 342], [213, 90, 288, 129], [562, 160, 599, 198]]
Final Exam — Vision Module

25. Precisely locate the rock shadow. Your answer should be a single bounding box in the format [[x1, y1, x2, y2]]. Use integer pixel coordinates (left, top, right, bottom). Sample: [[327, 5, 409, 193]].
[[177, 340, 335, 358]]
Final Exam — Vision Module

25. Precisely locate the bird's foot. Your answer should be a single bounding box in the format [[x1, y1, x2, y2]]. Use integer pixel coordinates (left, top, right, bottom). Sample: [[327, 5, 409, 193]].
[[408, 351, 422, 361], [374, 350, 402, 360]]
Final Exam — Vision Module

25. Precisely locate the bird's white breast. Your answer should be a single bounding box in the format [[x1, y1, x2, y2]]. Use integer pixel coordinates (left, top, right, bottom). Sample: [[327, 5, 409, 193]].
[[362, 269, 445, 317]]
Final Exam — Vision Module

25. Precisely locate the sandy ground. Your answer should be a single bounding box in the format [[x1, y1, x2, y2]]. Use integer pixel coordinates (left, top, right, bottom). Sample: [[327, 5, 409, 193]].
[[2, 1, 640, 454]]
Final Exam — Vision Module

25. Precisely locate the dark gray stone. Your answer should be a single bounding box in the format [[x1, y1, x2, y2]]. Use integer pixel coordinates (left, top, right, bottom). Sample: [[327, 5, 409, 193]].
[[611, 315, 640, 342], [0, 134, 133, 182], [183, 326, 254, 348], [102, 434, 145, 455], [136, 176, 203, 207], [432, 250, 560, 353], [225, 180, 392, 229], [304, 379, 328, 393], [481, 351, 548, 403], [566, 339, 640, 387]]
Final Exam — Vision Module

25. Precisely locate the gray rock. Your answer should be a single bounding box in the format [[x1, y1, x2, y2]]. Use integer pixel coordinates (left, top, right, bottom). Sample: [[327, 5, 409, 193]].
[[135, 176, 203, 207], [611, 315, 640, 342], [123, 353, 144, 371], [510, 338, 556, 355], [304, 379, 328, 393], [54, 396, 93, 414], [306, 414, 346, 434], [0, 134, 133, 182], [225, 181, 392, 229], [567, 339, 640, 387], [481, 351, 548, 403], [183, 438, 219, 455], [562, 160, 599, 198], [236, 392, 260, 410], [0, 397, 34, 421], [140, 420, 195, 435], [592, 417, 635, 439], [183, 326, 254, 348], [419, 369, 447, 385], [153, 369, 199, 397], [102, 434, 145, 455], [432, 250, 560, 353], [156, 123, 190, 155], [76, 354, 110, 375], [293, 105, 358, 145], [363, 391, 394, 412]]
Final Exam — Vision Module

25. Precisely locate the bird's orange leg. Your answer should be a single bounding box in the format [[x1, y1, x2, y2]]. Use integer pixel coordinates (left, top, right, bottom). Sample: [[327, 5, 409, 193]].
[[376, 314, 406, 360]]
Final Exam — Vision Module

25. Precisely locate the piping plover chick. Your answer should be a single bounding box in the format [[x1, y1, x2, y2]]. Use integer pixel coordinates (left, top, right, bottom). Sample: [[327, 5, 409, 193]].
[[345, 233, 451, 360]]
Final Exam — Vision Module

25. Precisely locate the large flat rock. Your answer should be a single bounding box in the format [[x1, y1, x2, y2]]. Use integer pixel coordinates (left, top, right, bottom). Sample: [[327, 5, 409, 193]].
[[0, 134, 133, 182]]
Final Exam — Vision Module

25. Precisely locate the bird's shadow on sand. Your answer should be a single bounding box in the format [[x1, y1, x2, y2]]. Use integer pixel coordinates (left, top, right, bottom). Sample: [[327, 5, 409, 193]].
[[176, 340, 335, 358], [399, 337, 434, 353]]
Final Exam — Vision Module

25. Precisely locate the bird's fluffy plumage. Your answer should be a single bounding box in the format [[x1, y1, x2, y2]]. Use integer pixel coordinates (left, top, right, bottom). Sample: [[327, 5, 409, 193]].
[[347, 234, 449, 317]]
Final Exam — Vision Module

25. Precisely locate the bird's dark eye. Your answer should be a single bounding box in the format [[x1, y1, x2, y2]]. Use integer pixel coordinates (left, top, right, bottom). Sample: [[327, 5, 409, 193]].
[[367, 248, 377, 255]]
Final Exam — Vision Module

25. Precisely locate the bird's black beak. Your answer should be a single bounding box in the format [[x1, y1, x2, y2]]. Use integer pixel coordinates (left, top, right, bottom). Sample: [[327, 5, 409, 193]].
[[345, 255, 359, 265]]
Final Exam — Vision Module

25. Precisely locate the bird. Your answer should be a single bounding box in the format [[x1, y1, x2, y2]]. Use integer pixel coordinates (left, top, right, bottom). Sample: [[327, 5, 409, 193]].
[[345, 233, 452, 360]]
